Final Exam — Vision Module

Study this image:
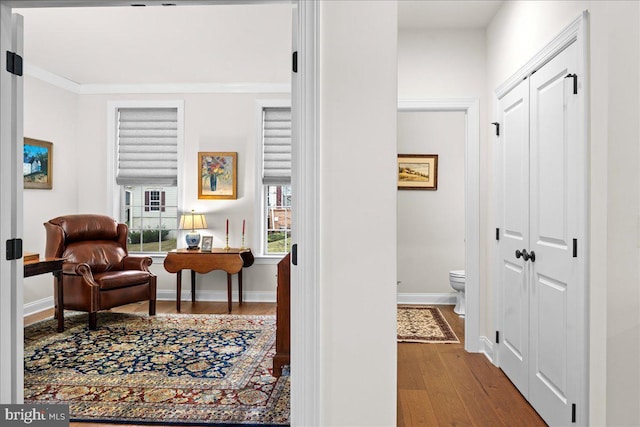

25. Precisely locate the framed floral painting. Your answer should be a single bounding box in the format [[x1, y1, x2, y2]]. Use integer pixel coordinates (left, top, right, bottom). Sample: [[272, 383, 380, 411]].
[[198, 152, 237, 199]]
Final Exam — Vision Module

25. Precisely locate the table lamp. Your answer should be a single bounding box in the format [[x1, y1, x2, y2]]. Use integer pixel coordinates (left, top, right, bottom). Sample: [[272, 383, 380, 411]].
[[179, 210, 208, 250]]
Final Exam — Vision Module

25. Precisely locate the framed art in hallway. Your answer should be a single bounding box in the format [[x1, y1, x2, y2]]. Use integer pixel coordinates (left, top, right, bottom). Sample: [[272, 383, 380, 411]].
[[198, 152, 237, 200], [398, 154, 438, 190], [23, 138, 53, 190]]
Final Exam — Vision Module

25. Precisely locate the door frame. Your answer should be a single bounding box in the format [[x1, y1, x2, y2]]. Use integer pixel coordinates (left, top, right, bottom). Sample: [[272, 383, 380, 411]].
[[493, 11, 589, 424], [398, 98, 480, 353], [0, 2, 320, 424], [0, 2, 24, 403]]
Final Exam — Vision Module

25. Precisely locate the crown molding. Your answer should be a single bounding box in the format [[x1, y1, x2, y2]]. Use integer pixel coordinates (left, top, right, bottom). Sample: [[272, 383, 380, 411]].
[[24, 63, 82, 93], [24, 62, 291, 95]]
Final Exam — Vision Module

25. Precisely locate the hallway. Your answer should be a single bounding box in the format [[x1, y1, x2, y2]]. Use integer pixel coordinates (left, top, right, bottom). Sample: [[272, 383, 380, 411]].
[[397, 306, 547, 426]]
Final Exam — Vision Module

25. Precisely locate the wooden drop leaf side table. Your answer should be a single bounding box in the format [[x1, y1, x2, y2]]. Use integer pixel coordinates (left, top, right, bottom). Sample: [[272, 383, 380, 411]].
[[163, 248, 255, 313]]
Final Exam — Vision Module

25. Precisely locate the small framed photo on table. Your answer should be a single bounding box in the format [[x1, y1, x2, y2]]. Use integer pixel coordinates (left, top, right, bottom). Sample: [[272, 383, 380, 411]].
[[201, 236, 213, 252]]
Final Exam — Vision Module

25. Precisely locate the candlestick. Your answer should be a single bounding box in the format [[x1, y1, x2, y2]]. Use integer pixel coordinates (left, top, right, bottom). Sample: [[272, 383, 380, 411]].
[[240, 219, 246, 250], [224, 219, 230, 251]]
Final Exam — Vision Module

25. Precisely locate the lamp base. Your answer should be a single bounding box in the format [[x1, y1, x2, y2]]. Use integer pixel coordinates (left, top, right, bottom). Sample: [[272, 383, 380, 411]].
[[185, 231, 201, 250]]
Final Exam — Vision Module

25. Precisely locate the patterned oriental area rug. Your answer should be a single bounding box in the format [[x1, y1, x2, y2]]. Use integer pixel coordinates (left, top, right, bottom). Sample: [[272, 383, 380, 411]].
[[24, 312, 289, 426], [397, 305, 460, 343]]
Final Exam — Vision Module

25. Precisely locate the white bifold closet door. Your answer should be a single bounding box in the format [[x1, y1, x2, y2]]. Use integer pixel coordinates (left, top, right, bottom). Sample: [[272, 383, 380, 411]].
[[497, 41, 579, 427]]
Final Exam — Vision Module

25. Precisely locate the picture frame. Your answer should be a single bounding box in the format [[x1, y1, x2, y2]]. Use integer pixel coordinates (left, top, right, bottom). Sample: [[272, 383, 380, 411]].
[[23, 138, 53, 190], [198, 152, 237, 199], [201, 236, 213, 252], [398, 154, 438, 190]]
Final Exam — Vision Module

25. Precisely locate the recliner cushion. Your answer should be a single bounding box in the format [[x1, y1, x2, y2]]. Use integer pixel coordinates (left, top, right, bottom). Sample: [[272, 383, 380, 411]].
[[62, 241, 126, 273], [93, 270, 152, 290]]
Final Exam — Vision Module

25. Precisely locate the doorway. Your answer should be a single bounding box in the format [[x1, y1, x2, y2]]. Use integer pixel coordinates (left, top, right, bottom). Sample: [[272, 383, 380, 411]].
[[0, 2, 320, 425], [398, 99, 480, 351]]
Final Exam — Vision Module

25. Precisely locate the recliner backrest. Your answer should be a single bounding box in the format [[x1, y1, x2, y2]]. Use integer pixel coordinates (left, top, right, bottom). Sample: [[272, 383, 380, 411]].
[[45, 214, 129, 272]]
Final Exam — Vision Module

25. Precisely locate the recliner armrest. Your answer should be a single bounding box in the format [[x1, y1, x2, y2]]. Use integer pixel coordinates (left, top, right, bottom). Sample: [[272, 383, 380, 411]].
[[62, 262, 99, 287], [123, 256, 153, 272]]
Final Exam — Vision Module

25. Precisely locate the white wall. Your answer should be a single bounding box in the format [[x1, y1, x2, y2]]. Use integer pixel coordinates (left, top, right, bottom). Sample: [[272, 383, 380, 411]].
[[22, 81, 288, 307], [318, 1, 397, 425], [76, 91, 287, 297], [397, 28, 489, 316], [23, 75, 79, 305], [397, 111, 465, 296], [398, 29, 487, 99], [487, 1, 640, 425]]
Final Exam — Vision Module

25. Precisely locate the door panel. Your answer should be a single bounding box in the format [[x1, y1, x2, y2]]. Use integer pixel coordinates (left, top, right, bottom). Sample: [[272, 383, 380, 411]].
[[497, 78, 530, 396], [529, 42, 578, 426]]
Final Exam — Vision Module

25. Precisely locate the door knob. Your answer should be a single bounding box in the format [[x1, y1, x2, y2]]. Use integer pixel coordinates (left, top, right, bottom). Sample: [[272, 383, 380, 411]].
[[524, 250, 536, 262], [516, 249, 536, 262]]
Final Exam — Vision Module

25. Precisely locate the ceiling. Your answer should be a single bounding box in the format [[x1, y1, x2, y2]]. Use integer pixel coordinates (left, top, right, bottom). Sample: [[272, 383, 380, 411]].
[[398, 1, 503, 30], [15, 1, 504, 85]]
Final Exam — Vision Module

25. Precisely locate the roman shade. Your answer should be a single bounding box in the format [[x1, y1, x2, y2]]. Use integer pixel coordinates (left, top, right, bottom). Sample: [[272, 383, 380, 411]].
[[116, 107, 178, 186], [262, 107, 291, 184]]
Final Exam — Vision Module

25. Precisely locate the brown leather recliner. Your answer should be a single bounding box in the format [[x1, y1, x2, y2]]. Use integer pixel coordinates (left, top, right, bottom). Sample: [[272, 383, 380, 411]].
[[44, 214, 157, 330]]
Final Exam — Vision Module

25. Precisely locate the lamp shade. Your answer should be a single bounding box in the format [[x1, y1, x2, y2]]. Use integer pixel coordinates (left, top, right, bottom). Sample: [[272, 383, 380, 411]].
[[179, 211, 208, 250], [179, 213, 207, 231]]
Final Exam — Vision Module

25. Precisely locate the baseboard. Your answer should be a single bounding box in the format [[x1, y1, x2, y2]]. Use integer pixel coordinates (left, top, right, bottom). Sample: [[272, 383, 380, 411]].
[[24, 296, 54, 317], [23, 291, 276, 318], [397, 292, 456, 305], [479, 335, 495, 364]]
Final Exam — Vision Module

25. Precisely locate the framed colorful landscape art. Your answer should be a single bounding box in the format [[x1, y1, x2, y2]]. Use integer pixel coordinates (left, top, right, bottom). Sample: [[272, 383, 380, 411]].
[[23, 138, 53, 190]]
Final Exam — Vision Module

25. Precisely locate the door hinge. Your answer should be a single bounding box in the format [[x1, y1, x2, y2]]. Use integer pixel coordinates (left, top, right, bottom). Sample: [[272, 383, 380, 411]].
[[565, 73, 578, 94], [571, 403, 576, 423], [6, 51, 23, 76], [573, 238, 578, 258], [496, 228, 500, 241], [491, 122, 500, 136], [292, 51, 298, 73], [495, 331, 500, 344], [291, 243, 298, 266], [6, 238, 23, 261]]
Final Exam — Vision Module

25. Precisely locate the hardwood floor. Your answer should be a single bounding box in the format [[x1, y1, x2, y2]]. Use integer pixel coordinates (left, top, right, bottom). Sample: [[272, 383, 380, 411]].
[[398, 305, 547, 426], [25, 302, 545, 427]]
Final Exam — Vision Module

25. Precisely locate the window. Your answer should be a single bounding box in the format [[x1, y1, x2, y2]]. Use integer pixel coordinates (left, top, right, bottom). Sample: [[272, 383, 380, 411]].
[[122, 185, 177, 253], [260, 105, 292, 255], [145, 190, 165, 212], [111, 103, 183, 253]]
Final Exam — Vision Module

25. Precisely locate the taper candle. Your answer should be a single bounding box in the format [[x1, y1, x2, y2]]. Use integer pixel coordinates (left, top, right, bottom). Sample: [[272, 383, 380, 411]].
[[242, 219, 245, 235], [226, 219, 229, 235]]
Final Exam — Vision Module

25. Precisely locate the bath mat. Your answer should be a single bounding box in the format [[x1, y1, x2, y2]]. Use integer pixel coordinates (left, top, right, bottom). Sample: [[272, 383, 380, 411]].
[[397, 305, 459, 343], [24, 312, 289, 425]]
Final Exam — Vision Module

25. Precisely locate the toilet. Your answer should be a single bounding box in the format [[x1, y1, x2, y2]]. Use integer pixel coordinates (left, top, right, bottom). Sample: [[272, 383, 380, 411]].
[[449, 270, 466, 316]]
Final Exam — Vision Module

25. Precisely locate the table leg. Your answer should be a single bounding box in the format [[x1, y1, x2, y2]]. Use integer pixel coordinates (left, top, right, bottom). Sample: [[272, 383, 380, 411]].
[[238, 269, 243, 305], [176, 270, 182, 312], [226, 273, 232, 313], [191, 270, 196, 303], [54, 271, 64, 332]]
